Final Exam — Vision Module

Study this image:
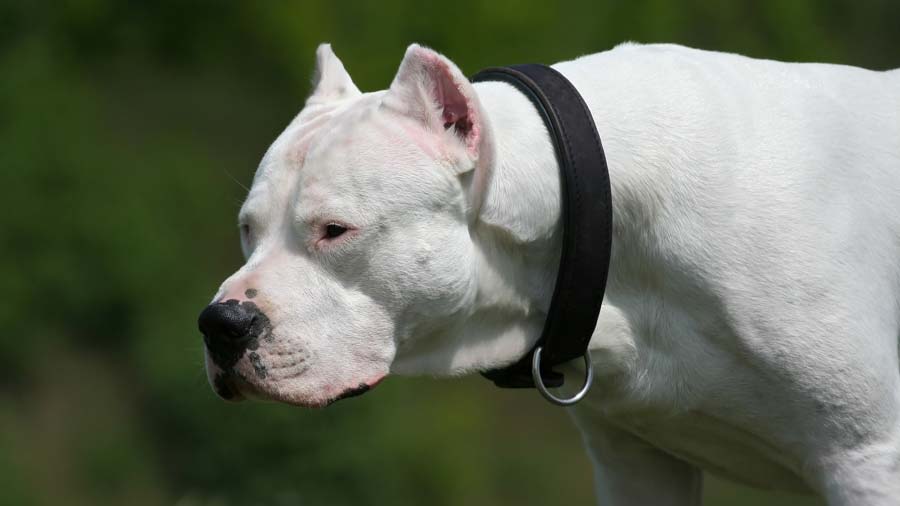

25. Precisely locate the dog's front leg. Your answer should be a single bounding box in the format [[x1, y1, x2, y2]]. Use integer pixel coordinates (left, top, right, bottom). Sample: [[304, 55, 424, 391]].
[[571, 410, 702, 506]]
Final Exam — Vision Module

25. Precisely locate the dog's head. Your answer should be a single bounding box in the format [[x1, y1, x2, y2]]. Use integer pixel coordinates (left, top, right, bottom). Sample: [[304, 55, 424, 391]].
[[199, 44, 498, 407]]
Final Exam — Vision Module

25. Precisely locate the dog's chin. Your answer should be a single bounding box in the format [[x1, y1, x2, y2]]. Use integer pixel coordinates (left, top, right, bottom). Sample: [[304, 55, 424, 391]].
[[214, 373, 385, 408]]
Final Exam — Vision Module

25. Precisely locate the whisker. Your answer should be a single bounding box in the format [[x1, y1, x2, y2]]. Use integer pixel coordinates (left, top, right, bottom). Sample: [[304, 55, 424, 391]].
[[223, 168, 251, 193]]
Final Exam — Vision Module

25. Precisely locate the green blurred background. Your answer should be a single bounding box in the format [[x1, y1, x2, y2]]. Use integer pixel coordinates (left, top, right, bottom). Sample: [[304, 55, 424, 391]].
[[3, 1, 898, 505]]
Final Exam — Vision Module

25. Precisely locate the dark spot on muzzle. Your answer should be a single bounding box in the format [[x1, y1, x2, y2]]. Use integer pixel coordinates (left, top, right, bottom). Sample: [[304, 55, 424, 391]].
[[248, 352, 267, 379], [199, 299, 272, 371]]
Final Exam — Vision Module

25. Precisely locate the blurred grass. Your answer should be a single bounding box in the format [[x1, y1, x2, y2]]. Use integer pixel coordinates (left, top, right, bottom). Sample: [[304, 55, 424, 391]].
[[2, 1, 897, 504]]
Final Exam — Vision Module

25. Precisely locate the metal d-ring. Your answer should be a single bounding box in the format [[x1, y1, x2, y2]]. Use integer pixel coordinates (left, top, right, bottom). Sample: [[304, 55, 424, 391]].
[[531, 346, 594, 406]]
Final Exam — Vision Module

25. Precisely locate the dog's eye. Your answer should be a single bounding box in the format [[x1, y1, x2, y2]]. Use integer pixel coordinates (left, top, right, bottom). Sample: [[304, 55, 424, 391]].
[[324, 223, 348, 239]]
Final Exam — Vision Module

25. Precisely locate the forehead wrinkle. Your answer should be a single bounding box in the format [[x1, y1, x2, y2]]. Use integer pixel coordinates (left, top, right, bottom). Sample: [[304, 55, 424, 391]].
[[256, 94, 372, 182], [283, 114, 334, 168], [307, 91, 384, 159], [265, 110, 340, 178], [304, 98, 383, 163], [303, 92, 427, 174]]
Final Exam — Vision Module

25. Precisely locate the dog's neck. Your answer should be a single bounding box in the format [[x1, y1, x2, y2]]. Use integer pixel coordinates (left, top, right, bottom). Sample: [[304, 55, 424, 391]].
[[391, 78, 661, 377]]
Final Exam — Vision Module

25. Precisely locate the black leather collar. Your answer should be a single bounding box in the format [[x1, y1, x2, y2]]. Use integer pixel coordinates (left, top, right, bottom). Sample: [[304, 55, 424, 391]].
[[472, 64, 613, 390]]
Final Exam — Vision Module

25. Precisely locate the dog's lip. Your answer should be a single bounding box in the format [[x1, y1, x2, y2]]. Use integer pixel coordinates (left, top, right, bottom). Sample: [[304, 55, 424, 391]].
[[216, 373, 388, 408], [326, 375, 387, 406], [213, 373, 246, 402], [272, 375, 388, 409]]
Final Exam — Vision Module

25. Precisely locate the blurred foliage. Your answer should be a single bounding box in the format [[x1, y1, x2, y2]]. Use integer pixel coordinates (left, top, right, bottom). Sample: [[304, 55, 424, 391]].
[[2, 0, 897, 504]]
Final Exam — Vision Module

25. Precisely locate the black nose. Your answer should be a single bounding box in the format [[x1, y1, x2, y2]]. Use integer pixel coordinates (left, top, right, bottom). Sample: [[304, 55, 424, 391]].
[[199, 300, 259, 352]]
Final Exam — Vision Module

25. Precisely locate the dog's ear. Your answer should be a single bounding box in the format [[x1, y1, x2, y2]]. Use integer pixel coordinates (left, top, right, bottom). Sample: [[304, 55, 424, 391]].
[[384, 44, 493, 169], [307, 43, 362, 105]]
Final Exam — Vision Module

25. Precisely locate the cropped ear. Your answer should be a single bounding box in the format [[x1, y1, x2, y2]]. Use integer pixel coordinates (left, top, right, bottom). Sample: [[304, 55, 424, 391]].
[[307, 43, 362, 105], [384, 44, 492, 166]]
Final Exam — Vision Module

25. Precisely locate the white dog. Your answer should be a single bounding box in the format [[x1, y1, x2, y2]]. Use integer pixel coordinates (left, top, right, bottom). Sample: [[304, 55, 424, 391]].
[[199, 42, 900, 505]]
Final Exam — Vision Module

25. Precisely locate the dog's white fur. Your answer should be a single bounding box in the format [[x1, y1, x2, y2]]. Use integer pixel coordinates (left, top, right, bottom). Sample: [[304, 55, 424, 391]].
[[205, 42, 900, 504]]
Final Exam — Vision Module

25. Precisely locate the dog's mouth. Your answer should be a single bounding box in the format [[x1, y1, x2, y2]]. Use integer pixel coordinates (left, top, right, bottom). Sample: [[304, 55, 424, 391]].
[[211, 370, 385, 408]]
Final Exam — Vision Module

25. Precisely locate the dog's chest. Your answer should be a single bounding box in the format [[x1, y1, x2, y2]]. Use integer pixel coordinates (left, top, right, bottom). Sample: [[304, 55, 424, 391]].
[[615, 410, 810, 492], [570, 294, 813, 492]]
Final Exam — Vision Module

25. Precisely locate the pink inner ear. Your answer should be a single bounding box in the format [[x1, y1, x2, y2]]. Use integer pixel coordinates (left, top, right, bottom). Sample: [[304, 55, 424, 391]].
[[441, 95, 473, 135], [428, 56, 480, 156]]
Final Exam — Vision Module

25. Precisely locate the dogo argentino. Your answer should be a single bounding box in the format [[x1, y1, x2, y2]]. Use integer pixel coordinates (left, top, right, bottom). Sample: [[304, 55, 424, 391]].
[[199, 43, 900, 505]]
